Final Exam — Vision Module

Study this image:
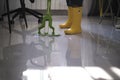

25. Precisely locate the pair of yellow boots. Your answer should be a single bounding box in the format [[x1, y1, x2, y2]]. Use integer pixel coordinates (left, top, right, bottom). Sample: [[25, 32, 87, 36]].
[[59, 7, 82, 35]]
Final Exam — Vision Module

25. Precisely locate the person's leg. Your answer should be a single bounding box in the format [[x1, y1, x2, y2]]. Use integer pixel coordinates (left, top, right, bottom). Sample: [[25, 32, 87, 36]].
[[59, 6, 73, 28], [64, 0, 83, 34], [65, 7, 82, 34], [71, 0, 83, 6], [59, 0, 73, 28]]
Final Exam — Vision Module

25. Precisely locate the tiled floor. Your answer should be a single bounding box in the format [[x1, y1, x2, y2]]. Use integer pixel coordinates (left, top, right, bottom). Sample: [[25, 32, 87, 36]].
[[0, 16, 120, 80]]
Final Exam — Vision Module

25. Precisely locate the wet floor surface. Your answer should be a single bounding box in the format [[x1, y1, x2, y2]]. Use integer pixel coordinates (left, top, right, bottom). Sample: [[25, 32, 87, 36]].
[[0, 16, 120, 80]]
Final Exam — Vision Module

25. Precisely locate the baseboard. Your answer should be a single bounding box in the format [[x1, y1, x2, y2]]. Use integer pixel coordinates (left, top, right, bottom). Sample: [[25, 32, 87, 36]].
[[34, 9, 67, 15]]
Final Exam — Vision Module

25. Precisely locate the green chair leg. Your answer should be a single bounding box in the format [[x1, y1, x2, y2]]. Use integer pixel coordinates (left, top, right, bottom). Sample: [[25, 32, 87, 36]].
[[38, 0, 60, 36]]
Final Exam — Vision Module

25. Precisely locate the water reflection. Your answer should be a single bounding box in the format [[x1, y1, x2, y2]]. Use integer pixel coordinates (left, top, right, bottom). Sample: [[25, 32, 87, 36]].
[[1, 25, 56, 80], [66, 35, 82, 66]]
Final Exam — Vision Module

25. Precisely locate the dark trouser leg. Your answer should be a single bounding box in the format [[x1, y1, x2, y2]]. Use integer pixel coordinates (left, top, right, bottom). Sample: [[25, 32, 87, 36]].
[[66, 0, 83, 7]]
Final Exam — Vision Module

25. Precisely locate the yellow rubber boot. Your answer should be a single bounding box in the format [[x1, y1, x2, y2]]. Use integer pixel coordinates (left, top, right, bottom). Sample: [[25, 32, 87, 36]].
[[59, 7, 73, 28], [65, 7, 82, 34]]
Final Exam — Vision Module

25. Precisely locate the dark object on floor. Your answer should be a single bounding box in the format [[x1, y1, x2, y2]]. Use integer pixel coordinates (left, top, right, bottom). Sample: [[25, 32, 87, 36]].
[[2, 0, 43, 33]]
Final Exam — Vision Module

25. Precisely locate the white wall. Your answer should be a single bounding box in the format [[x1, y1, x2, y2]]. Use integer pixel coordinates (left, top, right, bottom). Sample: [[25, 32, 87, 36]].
[[4, 0, 92, 16], [25, 0, 67, 10]]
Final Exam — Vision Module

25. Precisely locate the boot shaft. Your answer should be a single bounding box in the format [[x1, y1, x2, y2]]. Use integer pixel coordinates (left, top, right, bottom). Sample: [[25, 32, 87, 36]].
[[64, 7, 83, 34], [72, 7, 82, 25], [59, 7, 73, 28]]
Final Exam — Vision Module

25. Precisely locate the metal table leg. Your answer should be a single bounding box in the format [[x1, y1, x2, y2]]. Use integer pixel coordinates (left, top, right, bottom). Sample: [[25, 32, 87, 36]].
[[99, 0, 114, 24], [114, 0, 120, 28], [99, 0, 103, 17]]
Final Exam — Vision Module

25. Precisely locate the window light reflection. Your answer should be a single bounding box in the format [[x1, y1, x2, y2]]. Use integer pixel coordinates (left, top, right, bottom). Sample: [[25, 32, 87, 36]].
[[22, 67, 115, 80], [111, 67, 120, 78], [85, 67, 113, 80]]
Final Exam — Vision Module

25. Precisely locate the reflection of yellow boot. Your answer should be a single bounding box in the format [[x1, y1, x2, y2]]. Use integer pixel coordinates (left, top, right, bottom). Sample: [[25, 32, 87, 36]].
[[59, 7, 73, 28], [65, 7, 82, 34]]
